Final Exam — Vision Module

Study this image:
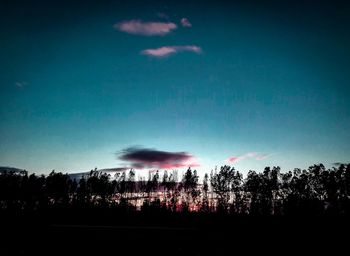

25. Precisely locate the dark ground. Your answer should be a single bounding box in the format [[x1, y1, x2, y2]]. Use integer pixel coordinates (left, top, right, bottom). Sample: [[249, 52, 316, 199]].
[[1, 210, 349, 255]]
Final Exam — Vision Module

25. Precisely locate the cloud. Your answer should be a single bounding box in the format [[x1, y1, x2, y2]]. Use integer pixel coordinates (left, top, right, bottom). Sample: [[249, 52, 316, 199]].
[[255, 154, 271, 161], [157, 13, 169, 19], [181, 18, 192, 27], [141, 45, 202, 57], [117, 147, 200, 169], [15, 81, 27, 88], [142, 47, 177, 57], [114, 20, 177, 36], [228, 156, 246, 164], [228, 152, 272, 164]]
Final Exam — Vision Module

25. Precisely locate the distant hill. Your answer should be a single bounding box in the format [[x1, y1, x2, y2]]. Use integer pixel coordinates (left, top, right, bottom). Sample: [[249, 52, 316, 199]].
[[67, 167, 129, 180], [0, 166, 129, 179]]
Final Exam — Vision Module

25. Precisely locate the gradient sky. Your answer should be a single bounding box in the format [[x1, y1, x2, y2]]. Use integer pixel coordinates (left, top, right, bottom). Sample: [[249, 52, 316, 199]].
[[1, 0, 349, 175]]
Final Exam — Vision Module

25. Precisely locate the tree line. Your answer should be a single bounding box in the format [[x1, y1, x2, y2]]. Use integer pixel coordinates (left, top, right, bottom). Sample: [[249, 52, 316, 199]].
[[0, 163, 349, 215]]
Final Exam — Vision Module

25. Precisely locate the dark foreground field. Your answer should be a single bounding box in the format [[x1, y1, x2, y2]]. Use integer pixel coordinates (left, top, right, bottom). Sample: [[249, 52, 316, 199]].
[[1, 209, 349, 256]]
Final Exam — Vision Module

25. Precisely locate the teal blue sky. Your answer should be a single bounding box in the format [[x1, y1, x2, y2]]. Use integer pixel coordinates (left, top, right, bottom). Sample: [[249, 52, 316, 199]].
[[1, 0, 349, 175]]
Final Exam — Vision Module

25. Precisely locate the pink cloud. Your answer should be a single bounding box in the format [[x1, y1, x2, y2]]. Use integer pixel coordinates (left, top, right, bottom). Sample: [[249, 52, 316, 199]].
[[141, 47, 177, 57], [152, 156, 201, 170], [159, 157, 201, 169], [181, 18, 192, 27], [114, 20, 177, 36], [228, 156, 246, 163], [141, 45, 202, 57], [228, 152, 272, 164]]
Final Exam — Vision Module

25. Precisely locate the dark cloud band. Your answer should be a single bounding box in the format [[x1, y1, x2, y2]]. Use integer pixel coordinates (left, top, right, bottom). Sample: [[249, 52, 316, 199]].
[[117, 147, 199, 169]]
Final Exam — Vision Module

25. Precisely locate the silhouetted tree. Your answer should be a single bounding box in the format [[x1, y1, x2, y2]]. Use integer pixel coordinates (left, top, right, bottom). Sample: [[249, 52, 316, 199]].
[[1, 163, 350, 216], [230, 170, 243, 214], [181, 168, 200, 211], [210, 166, 236, 213], [201, 173, 210, 212], [46, 171, 70, 207]]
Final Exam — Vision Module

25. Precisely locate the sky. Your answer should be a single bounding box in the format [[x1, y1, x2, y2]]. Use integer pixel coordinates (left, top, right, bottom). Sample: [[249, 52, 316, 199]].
[[1, 0, 349, 176]]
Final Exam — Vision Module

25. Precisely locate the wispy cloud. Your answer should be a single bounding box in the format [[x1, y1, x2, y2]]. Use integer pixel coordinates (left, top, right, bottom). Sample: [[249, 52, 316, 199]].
[[114, 20, 177, 36], [228, 156, 245, 164], [157, 13, 169, 19], [117, 147, 200, 170], [141, 45, 202, 57], [255, 154, 271, 161], [228, 152, 273, 164], [15, 81, 27, 88], [181, 18, 192, 27]]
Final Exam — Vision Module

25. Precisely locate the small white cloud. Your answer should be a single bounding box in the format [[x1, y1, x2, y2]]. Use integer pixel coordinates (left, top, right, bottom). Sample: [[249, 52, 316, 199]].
[[181, 18, 192, 27], [142, 47, 177, 57], [114, 20, 177, 36], [141, 45, 202, 58], [228, 152, 273, 163], [255, 154, 271, 161]]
